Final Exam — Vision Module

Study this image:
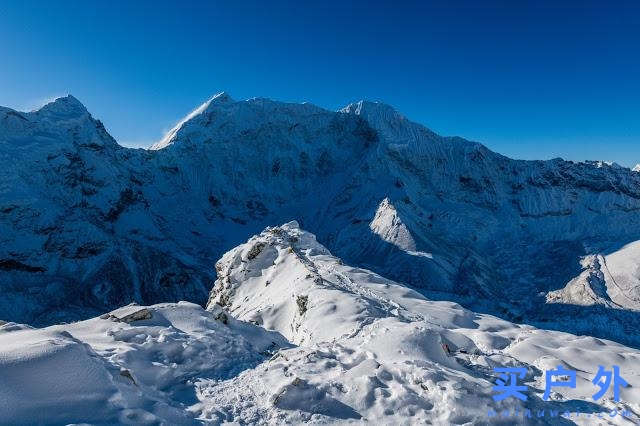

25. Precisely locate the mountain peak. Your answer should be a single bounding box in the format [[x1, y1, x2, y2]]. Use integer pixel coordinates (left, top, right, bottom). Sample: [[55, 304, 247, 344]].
[[339, 99, 441, 144], [36, 95, 89, 118], [209, 91, 233, 104], [584, 160, 623, 170], [150, 92, 235, 150]]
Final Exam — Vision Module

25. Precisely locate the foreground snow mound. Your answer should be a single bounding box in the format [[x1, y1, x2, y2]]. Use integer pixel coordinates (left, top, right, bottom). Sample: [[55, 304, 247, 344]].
[[208, 221, 474, 347], [203, 223, 640, 424], [0, 302, 288, 425], [0, 327, 119, 424]]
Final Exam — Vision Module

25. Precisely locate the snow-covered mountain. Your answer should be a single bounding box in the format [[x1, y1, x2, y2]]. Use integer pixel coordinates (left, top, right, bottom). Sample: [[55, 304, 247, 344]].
[[2, 223, 638, 424], [0, 96, 211, 325], [2, 93, 640, 348]]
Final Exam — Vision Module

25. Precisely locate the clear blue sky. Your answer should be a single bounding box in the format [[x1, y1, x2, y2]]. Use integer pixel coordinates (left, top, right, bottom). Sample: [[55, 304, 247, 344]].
[[1, 1, 638, 165]]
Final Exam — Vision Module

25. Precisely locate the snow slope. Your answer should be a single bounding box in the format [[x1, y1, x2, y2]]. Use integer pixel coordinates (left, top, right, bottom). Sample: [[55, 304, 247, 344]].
[[2, 93, 640, 348], [201, 223, 640, 425], [3, 223, 638, 424], [0, 301, 288, 425], [547, 241, 640, 310]]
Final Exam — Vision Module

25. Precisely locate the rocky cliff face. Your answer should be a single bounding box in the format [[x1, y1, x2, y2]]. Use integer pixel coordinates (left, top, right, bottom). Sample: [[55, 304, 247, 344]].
[[1, 93, 639, 345]]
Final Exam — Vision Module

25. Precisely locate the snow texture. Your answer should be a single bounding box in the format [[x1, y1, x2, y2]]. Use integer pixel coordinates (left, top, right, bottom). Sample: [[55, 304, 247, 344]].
[[1, 224, 639, 424]]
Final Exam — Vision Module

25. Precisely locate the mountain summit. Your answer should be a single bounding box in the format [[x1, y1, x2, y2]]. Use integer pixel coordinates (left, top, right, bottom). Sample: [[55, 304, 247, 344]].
[[35, 95, 90, 118], [151, 91, 235, 150]]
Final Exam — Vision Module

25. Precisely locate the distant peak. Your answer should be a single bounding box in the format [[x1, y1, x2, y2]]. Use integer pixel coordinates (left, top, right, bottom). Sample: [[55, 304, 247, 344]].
[[36, 95, 89, 117], [584, 160, 623, 170], [340, 100, 399, 116]]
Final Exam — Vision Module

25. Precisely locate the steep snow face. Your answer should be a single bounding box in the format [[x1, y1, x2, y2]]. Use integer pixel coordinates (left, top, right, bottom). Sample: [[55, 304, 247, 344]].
[[201, 223, 640, 424], [602, 241, 640, 309], [3, 93, 640, 344], [370, 197, 418, 252], [546, 255, 616, 307], [369, 198, 433, 258], [340, 100, 442, 149]]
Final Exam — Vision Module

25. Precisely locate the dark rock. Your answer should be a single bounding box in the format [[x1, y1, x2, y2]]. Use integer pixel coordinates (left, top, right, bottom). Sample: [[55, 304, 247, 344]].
[[0, 259, 46, 273]]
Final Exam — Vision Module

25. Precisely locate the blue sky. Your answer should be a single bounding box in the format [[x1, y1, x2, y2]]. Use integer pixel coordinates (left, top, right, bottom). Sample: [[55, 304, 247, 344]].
[[1, 1, 638, 165]]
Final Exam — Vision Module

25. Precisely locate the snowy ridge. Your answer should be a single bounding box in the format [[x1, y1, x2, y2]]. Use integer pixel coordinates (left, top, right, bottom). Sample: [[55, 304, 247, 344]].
[[201, 224, 640, 424], [2, 224, 639, 424], [369, 198, 433, 258]]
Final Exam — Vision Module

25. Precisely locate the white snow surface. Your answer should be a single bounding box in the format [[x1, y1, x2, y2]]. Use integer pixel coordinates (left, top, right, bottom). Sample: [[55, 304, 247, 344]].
[[548, 242, 640, 310], [200, 222, 640, 424], [3, 223, 640, 424], [0, 301, 288, 425]]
